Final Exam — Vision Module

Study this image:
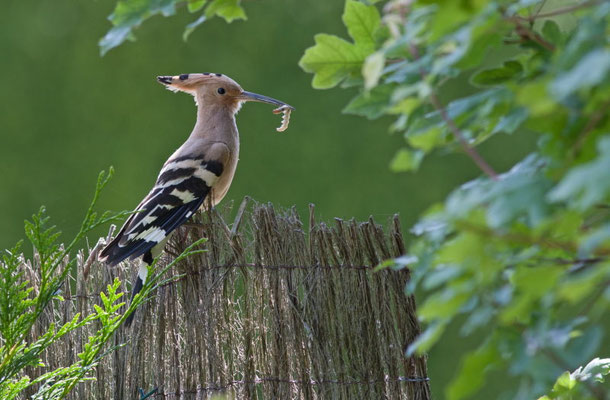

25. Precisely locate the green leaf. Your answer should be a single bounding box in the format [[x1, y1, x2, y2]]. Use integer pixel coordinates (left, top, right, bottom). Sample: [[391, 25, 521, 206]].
[[542, 20, 562, 46], [187, 0, 206, 13], [542, 356, 610, 399], [99, 0, 178, 56], [491, 107, 528, 135], [446, 154, 551, 228], [299, 34, 367, 89], [500, 294, 534, 324], [362, 51, 385, 90], [407, 125, 444, 152], [343, 84, 393, 119], [183, 14, 206, 41], [471, 60, 523, 86], [422, 265, 463, 291], [385, 57, 430, 85], [431, 27, 472, 76], [205, 0, 246, 22], [512, 265, 562, 296], [551, 49, 610, 100], [555, 15, 605, 72], [506, 0, 547, 14], [549, 136, 610, 210], [343, 0, 380, 50], [99, 0, 249, 54], [406, 321, 447, 356], [456, 32, 502, 70], [405, 111, 445, 152], [388, 97, 420, 116], [447, 338, 501, 400], [552, 371, 576, 393], [558, 262, 610, 303], [389, 148, 424, 172], [517, 80, 556, 116], [571, 358, 610, 383], [299, 0, 380, 89], [445, 88, 507, 120], [419, 286, 471, 321], [428, 0, 489, 42], [580, 224, 610, 255]]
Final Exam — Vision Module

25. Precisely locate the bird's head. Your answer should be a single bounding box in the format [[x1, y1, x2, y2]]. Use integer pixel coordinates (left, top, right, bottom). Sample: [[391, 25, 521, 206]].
[[157, 73, 294, 116]]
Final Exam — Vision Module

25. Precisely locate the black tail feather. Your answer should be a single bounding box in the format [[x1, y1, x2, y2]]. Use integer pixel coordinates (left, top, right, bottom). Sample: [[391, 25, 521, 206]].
[[124, 272, 145, 328]]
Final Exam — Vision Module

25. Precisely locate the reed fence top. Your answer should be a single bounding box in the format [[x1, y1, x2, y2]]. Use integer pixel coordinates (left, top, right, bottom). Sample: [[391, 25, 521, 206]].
[[27, 198, 430, 399]]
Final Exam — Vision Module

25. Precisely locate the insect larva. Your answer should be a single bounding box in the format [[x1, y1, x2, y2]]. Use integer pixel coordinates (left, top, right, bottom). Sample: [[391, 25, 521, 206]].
[[273, 105, 293, 132]]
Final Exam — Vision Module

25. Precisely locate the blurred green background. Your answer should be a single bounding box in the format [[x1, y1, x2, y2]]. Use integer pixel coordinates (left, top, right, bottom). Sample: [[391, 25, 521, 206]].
[[1, 0, 537, 397]]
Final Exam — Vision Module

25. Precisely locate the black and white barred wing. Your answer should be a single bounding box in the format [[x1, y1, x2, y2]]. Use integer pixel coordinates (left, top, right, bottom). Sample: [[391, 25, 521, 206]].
[[99, 157, 223, 266]]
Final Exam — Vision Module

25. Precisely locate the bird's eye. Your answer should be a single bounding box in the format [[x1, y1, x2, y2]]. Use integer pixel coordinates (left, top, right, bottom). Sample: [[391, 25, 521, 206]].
[[217, 88, 226, 95]]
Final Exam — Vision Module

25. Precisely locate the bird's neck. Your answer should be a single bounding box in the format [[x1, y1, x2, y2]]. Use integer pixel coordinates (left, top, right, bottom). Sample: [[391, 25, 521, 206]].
[[190, 103, 238, 141]]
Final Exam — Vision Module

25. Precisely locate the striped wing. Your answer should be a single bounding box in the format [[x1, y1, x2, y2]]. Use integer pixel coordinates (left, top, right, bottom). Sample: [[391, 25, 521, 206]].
[[100, 157, 223, 266]]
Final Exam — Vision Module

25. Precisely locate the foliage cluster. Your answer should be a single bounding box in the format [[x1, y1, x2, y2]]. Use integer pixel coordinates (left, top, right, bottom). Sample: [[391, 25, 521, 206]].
[[0, 169, 205, 399], [299, 0, 610, 398], [100, 0, 247, 55]]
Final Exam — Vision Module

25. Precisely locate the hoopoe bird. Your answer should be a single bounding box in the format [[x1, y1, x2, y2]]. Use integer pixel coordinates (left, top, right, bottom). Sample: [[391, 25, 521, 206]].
[[99, 73, 294, 325]]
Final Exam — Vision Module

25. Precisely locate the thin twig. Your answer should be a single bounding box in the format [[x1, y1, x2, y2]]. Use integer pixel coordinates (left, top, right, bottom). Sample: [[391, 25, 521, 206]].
[[407, 45, 499, 180], [514, 0, 601, 22], [459, 220, 610, 257], [505, 0, 601, 51], [507, 17, 556, 51], [571, 100, 610, 157], [531, 0, 550, 21], [82, 237, 108, 280], [430, 91, 500, 179], [456, 220, 576, 253], [544, 257, 604, 267]]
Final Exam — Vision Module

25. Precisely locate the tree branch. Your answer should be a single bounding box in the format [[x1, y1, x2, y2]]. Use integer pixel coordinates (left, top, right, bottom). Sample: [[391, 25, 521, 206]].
[[407, 44, 499, 180], [504, 1, 602, 51], [456, 220, 577, 252], [515, 1, 602, 22], [506, 17, 556, 51]]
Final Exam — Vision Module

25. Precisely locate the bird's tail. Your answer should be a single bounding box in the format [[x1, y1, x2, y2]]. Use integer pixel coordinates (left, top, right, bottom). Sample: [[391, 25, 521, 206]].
[[124, 263, 148, 327]]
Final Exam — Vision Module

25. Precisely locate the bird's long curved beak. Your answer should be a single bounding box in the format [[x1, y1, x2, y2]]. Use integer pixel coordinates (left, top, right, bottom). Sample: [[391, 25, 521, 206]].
[[239, 91, 295, 110]]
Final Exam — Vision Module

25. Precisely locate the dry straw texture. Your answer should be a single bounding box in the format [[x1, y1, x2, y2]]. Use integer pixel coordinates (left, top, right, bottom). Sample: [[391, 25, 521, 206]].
[[25, 199, 430, 399]]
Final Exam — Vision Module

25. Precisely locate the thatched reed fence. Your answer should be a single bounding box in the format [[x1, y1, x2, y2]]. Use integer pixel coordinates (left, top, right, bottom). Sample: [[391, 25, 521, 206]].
[[27, 199, 430, 399]]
